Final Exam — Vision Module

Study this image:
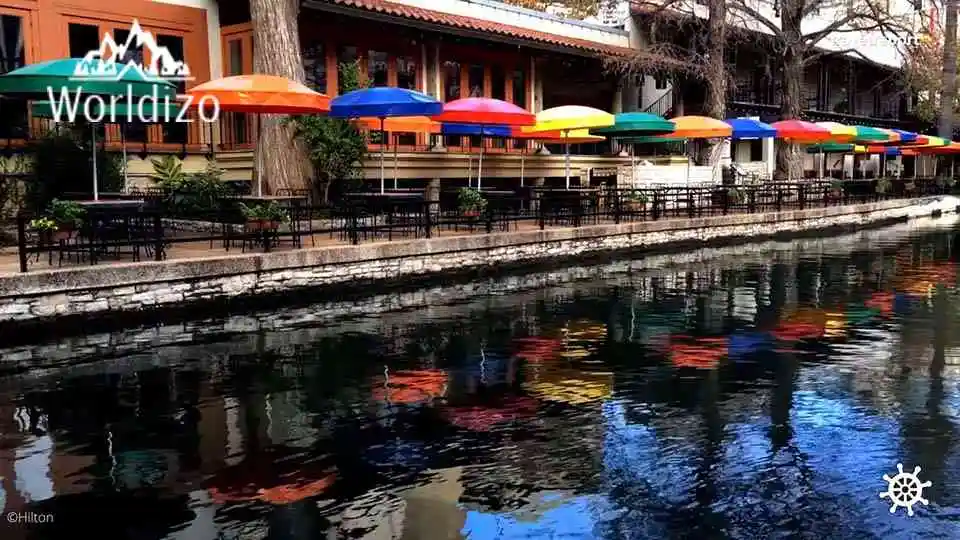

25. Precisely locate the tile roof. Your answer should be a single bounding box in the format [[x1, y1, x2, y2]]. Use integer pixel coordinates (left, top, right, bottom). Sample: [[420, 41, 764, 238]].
[[322, 0, 636, 57]]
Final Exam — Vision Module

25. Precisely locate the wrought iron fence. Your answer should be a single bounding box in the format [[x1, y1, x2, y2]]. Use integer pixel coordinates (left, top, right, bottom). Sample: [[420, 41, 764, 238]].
[[14, 178, 952, 273]]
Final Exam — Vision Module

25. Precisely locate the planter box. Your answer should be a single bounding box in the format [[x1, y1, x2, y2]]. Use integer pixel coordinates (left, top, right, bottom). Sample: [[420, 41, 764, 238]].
[[246, 219, 281, 231]]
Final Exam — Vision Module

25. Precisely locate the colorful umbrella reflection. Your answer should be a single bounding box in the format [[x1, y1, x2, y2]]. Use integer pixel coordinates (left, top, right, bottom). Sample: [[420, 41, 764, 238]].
[[513, 336, 564, 363], [442, 397, 539, 432], [772, 308, 826, 341], [371, 369, 447, 404], [524, 368, 613, 405], [668, 336, 727, 369]]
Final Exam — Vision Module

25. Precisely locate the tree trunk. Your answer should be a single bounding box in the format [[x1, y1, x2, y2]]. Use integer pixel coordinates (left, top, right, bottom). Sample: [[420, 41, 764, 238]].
[[702, 0, 727, 169], [776, 5, 804, 181], [940, 0, 959, 139], [250, 0, 311, 194]]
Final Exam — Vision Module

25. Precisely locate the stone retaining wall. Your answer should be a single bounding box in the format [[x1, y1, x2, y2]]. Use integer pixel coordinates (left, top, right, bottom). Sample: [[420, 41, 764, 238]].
[[3, 212, 956, 368], [1, 196, 958, 325]]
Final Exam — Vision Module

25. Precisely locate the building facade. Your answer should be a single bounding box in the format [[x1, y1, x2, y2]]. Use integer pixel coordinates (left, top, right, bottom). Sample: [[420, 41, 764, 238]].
[[0, 0, 930, 184]]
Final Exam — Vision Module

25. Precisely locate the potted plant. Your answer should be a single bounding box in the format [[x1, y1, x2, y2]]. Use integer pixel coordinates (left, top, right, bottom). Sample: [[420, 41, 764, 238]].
[[876, 177, 893, 195], [29, 217, 59, 244], [240, 201, 290, 231], [828, 180, 844, 199], [47, 199, 86, 233], [726, 187, 745, 205], [457, 187, 487, 217], [623, 190, 648, 211]]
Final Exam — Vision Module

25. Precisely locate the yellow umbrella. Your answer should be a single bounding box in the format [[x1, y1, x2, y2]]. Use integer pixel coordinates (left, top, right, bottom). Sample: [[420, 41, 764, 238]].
[[528, 105, 615, 189]]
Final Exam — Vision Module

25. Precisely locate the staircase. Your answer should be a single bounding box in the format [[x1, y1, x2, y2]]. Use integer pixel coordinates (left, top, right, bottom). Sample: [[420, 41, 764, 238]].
[[643, 89, 673, 118]]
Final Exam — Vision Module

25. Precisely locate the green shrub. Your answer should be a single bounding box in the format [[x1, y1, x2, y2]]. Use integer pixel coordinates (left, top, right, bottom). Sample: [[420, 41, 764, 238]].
[[288, 61, 368, 203], [25, 125, 123, 212], [151, 156, 231, 219]]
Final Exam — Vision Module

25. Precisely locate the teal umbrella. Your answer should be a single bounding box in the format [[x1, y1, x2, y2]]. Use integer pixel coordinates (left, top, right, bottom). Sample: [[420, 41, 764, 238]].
[[0, 58, 177, 199], [591, 112, 674, 137], [0, 58, 176, 99]]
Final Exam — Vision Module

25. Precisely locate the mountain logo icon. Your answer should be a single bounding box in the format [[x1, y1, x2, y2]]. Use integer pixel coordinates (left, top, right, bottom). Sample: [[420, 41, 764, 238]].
[[71, 20, 192, 82]]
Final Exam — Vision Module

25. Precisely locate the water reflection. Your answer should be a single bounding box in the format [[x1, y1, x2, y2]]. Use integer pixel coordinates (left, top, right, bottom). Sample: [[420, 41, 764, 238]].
[[2, 220, 960, 537]]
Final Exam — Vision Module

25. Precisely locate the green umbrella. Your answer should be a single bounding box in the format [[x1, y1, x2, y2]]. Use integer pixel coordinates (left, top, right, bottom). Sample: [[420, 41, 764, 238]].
[[851, 126, 890, 143], [0, 58, 176, 99], [807, 143, 858, 153], [1, 58, 177, 199], [591, 112, 675, 137]]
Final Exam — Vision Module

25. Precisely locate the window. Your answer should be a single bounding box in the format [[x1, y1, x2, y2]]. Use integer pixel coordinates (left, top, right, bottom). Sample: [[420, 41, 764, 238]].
[[397, 56, 416, 89], [227, 39, 244, 76], [68, 23, 99, 58], [443, 61, 461, 146], [337, 46, 358, 93], [749, 139, 763, 162], [157, 35, 186, 144], [468, 64, 484, 97], [655, 75, 668, 90], [512, 68, 526, 108], [302, 41, 326, 92], [367, 50, 388, 87], [443, 60, 461, 101], [0, 14, 26, 139], [491, 66, 505, 101], [112, 28, 144, 65]]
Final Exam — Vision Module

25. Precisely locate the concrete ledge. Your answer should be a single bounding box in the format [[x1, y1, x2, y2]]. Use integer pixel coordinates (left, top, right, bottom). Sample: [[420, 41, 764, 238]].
[[0, 196, 956, 325]]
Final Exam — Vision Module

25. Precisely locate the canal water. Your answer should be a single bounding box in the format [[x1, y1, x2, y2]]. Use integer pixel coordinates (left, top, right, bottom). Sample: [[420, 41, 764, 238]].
[[2, 218, 960, 539]]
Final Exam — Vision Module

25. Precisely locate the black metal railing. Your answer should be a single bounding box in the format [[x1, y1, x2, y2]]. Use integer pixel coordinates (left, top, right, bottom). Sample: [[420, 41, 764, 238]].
[[13, 179, 952, 273]]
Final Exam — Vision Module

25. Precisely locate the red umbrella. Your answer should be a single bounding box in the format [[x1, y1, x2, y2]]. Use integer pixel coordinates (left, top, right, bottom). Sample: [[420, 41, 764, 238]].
[[771, 120, 833, 142], [434, 98, 535, 189], [433, 97, 535, 126]]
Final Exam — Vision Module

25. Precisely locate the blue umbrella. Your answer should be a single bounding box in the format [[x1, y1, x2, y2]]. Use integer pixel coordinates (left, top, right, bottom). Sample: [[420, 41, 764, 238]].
[[441, 123, 512, 137], [725, 117, 776, 140], [441, 123, 512, 188], [891, 129, 918, 144], [330, 87, 442, 193]]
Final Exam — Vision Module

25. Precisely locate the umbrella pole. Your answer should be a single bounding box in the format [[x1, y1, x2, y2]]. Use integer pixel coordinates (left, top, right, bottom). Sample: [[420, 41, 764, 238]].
[[393, 133, 398, 190], [478, 135, 484, 191], [380, 117, 386, 194], [520, 147, 525, 187], [92, 123, 99, 201], [121, 123, 128, 193], [564, 138, 571, 190], [256, 114, 263, 197]]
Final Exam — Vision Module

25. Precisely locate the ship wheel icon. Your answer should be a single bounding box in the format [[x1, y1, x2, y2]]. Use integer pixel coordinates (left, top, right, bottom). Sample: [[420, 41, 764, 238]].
[[880, 463, 932, 516]]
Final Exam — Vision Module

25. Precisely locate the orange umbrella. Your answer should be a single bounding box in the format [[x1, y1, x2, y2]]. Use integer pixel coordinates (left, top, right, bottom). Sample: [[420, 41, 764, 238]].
[[186, 74, 331, 114], [352, 116, 440, 133], [352, 117, 440, 188], [185, 75, 331, 196], [668, 116, 733, 138]]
